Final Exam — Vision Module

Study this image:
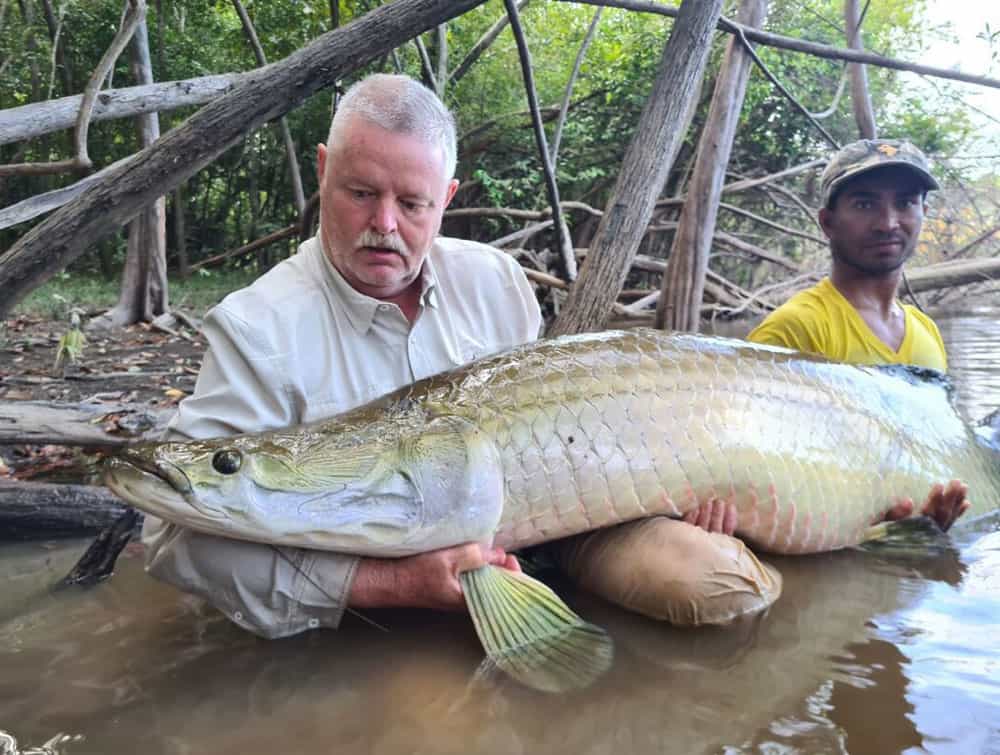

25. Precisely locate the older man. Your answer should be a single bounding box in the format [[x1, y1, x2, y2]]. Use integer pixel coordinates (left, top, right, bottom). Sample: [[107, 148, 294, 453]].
[[143, 74, 780, 637]]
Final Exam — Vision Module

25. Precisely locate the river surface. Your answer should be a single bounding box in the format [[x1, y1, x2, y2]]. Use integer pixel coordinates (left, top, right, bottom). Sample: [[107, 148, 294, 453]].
[[1, 311, 999, 755]]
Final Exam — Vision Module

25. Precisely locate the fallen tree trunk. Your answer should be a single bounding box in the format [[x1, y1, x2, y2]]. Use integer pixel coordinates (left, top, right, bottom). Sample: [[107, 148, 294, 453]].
[[0, 400, 171, 446], [0, 480, 134, 540], [905, 258, 1000, 293], [549, 0, 725, 336], [0, 0, 489, 319], [0, 74, 247, 146]]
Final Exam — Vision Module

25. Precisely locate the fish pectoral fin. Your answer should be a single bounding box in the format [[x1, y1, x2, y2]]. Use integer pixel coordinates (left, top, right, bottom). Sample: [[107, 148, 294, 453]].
[[458, 565, 613, 693]]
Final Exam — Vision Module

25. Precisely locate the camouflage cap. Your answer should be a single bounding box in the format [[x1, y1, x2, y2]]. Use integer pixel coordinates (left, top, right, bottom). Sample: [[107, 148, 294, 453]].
[[820, 138, 939, 208]]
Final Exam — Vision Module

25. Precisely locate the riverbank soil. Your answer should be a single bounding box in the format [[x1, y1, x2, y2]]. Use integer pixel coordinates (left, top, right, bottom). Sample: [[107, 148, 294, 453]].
[[0, 314, 204, 481]]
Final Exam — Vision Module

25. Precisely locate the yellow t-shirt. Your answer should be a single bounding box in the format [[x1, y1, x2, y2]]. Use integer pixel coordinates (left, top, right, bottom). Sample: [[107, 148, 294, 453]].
[[747, 277, 948, 371]]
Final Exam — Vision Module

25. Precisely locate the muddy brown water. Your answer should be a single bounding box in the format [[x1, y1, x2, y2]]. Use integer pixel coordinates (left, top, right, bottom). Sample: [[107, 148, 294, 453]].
[[2, 312, 999, 755]]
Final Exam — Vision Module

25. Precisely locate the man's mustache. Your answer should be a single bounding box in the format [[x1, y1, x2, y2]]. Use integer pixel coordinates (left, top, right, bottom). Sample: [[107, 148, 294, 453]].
[[356, 230, 410, 257]]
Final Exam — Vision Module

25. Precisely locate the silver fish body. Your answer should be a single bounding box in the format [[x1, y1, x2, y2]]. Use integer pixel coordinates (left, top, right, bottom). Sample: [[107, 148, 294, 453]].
[[105, 329, 1000, 557]]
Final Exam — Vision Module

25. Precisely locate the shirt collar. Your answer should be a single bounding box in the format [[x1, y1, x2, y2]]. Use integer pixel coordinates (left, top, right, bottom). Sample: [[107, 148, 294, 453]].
[[313, 236, 440, 333]]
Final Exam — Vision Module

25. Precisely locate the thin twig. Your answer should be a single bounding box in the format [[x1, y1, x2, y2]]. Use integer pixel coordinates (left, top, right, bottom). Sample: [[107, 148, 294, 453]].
[[449, 0, 531, 85], [413, 34, 436, 90], [808, 66, 847, 119], [503, 0, 575, 281], [729, 22, 840, 148], [718, 202, 826, 245], [551, 6, 602, 162], [45, 1, 67, 100], [555, 0, 1000, 91], [231, 0, 306, 214]]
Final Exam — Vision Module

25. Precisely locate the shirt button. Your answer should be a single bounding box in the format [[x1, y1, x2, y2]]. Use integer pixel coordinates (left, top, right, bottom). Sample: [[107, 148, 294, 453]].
[[377, 304, 389, 311], [308, 618, 320, 629], [234, 611, 244, 621]]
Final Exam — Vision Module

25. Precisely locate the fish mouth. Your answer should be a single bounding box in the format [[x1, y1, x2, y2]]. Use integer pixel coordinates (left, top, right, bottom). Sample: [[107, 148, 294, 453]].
[[103, 453, 225, 522]]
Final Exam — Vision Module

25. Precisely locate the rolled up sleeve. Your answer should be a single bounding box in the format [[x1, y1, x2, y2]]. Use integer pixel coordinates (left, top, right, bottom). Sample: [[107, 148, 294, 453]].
[[141, 303, 360, 638]]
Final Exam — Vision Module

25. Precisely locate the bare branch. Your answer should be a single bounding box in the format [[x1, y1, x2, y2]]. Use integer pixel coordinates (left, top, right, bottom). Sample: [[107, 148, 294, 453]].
[[808, 66, 847, 119], [551, 6, 602, 163], [556, 0, 1000, 91], [190, 223, 300, 271], [231, 0, 306, 214], [503, 0, 576, 281], [413, 34, 436, 90], [844, 0, 876, 138], [76, 0, 147, 168], [449, 0, 531, 85], [729, 18, 839, 148], [0, 73, 247, 146], [435, 24, 447, 98], [718, 202, 826, 245]]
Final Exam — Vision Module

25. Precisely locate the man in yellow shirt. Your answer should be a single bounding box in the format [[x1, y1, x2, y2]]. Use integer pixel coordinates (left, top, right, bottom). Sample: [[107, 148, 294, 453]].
[[749, 138, 965, 526], [749, 138, 947, 371]]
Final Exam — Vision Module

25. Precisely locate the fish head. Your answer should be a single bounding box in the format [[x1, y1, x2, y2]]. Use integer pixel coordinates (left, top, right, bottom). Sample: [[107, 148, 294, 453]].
[[103, 437, 260, 526], [103, 413, 505, 557]]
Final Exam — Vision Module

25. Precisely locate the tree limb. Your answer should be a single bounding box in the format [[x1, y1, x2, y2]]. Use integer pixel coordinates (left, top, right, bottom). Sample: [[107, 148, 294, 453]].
[[549, 0, 725, 336], [75, 0, 147, 169], [449, 0, 530, 85], [0, 0, 489, 318], [231, 0, 306, 214], [0, 73, 247, 146], [844, 0, 876, 139], [557, 0, 1000, 91], [503, 0, 576, 281], [551, 6, 602, 163]]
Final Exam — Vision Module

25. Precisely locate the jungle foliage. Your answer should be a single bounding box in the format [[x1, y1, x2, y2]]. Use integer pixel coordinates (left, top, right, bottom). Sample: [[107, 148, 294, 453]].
[[0, 0, 989, 294]]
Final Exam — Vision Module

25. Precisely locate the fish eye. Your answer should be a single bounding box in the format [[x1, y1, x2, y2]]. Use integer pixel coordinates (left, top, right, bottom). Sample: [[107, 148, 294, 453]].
[[212, 449, 242, 475]]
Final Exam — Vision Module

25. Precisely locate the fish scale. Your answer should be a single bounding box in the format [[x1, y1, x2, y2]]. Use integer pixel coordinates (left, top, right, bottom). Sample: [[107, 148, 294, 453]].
[[435, 330, 1000, 555], [105, 329, 1000, 558]]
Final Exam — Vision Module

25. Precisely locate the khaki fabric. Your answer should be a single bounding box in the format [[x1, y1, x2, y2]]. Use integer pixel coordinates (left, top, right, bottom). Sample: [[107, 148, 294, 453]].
[[551, 517, 782, 626], [142, 235, 542, 638]]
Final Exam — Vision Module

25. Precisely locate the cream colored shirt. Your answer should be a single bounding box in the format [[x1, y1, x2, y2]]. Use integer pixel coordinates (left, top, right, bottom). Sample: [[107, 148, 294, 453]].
[[142, 236, 542, 638]]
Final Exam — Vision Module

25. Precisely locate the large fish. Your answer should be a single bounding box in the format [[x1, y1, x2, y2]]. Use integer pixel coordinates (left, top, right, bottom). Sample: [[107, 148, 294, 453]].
[[104, 329, 1000, 690]]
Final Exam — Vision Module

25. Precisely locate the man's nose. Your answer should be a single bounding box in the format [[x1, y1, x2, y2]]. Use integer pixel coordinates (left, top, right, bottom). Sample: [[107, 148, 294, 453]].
[[370, 197, 397, 235], [872, 204, 901, 233]]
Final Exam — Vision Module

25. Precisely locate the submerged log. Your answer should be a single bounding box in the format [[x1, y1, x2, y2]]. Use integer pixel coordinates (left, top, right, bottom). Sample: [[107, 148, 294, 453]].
[[0, 480, 134, 540]]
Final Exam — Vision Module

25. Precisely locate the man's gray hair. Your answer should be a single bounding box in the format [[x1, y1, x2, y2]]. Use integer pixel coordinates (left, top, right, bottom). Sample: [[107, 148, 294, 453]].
[[327, 74, 457, 180]]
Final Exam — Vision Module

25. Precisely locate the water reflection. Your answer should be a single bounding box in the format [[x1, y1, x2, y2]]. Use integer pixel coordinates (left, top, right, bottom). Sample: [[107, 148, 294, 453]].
[[0, 311, 998, 754], [934, 310, 1000, 423]]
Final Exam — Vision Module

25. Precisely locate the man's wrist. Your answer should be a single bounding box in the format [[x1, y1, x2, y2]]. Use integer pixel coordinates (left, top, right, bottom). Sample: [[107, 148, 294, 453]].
[[347, 556, 402, 608]]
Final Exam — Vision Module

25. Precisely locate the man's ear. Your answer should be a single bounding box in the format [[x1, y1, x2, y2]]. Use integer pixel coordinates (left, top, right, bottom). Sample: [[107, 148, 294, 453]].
[[317, 143, 327, 184], [818, 206, 835, 240], [443, 178, 459, 209]]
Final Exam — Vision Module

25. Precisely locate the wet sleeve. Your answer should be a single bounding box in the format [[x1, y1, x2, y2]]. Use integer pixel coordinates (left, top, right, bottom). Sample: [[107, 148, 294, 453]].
[[142, 304, 361, 638], [143, 517, 358, 638]]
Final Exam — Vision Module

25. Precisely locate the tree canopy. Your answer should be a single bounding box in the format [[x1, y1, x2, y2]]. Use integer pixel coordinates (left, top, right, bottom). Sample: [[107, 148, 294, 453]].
[[1, 0, 996, 319]]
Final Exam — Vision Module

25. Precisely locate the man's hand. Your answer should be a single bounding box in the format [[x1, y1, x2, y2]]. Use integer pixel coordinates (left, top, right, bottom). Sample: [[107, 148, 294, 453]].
[[880, 479, 970, 532], [348, 543, 520, 611], [682, 497, 738, 535]]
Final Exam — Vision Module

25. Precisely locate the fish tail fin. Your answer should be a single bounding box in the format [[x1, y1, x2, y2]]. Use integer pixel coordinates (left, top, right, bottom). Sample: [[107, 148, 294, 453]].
[[459, 565, 613, 693], [859, 515, 953, 557]]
